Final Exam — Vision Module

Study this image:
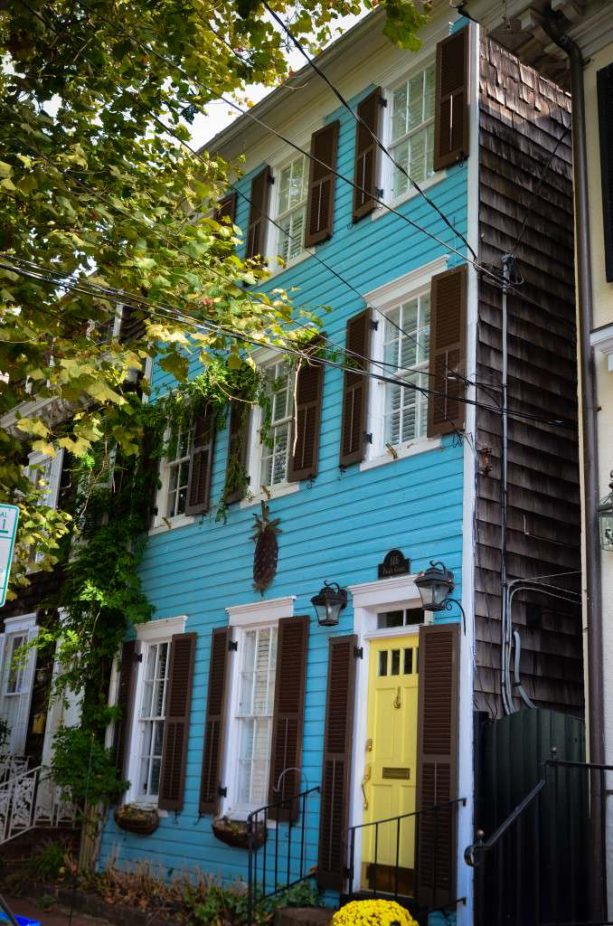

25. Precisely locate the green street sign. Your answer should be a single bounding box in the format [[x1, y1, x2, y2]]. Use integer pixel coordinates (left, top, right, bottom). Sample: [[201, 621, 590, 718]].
[[0, 504, 19, 607]]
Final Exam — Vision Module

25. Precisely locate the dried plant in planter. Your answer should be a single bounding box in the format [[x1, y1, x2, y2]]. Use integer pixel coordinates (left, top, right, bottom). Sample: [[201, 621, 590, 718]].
[[252, 501, 281, 594], [113, 804, 159, 835], [211, 815, 267, 849]]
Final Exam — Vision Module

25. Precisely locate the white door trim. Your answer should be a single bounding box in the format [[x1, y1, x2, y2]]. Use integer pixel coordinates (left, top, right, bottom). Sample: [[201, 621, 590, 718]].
[[348, 577, 424, 892]]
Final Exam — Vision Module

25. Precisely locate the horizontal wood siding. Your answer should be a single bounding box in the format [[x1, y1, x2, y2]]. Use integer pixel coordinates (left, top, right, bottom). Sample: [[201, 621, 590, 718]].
[[98, 35, 470, 883], [474, 38, 582, 717]]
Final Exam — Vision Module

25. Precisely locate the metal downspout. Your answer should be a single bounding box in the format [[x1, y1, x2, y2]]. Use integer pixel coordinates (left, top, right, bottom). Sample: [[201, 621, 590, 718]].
[[541, 15, 606, 919]]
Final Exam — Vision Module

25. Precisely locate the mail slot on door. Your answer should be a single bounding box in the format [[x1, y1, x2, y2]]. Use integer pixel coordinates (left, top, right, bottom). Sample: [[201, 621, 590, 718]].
[[382, 767, 411, 780]]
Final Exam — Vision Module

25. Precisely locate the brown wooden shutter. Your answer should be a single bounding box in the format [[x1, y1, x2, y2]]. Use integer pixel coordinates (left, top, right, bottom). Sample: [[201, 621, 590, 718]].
[[223, 400, 250, 505], [199, 627, 230, 814], [119, 304, 146, 343], [268, 616, 309, 822], [415, 622, 460, 908], [433, 29, 469, 172], [598, 64, 613, 282], [215, 192, 237, 225], [185, 406, 216, 516], [113, 640, 136, 777], [246, 166, 271, 259], [305, 122, 339, 247], [427, 265, 467, 437], [317, 634, 357, 891], [288, 345, 324, 483], [339, 310, 371, 466], [353, 88, 382, 222], [158, 632, 196, 812]]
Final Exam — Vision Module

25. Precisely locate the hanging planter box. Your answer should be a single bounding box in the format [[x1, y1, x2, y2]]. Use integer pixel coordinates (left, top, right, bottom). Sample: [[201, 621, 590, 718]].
[[211, 816, 267, 849], [114, 804, 160, 835]]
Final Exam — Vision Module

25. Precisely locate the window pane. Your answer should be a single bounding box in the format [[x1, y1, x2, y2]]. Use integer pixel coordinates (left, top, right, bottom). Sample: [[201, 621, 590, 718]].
[[377, 610, 404, 629], [391, 649, 400, 675], [235, 627, 278, 809]]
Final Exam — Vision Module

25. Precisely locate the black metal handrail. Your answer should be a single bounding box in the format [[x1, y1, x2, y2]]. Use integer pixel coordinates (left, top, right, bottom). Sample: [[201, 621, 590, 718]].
[[344, 797, 467, 907], [465, 777, 547, 866], [246, 785, 320, 926]]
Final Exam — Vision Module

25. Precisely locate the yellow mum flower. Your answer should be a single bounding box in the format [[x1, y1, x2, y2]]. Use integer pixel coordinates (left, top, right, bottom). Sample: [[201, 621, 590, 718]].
[[331, 899, 417, 926]]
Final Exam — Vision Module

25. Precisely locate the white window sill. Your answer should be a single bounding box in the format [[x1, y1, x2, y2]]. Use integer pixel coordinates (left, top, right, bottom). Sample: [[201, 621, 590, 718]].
[[265, 249, 310, 278], [371, 171, 446, 222], [222, 810, 277, 828], [240, 482, 299, 508], [149, 513, 195, 535], [120, 799, 168, 818], [360, 435, 442, 472]]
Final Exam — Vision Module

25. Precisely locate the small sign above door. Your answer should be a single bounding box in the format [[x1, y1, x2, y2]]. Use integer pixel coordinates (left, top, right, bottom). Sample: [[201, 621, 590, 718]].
[[377, 549, 410, 579]]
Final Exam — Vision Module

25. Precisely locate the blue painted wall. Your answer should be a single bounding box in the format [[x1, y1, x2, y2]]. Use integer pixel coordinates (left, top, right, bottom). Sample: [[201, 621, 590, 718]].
[[99, 29, 470, 890]]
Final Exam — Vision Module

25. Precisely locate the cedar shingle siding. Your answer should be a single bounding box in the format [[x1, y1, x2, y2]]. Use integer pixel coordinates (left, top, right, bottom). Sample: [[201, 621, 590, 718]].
[[474, 38, 582, 716]]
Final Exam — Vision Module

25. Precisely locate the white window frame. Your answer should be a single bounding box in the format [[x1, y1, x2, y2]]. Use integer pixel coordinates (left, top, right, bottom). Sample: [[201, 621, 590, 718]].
[[221, 596, 295, 821], [361, 256, 449, 471], [26, 450, 64, 510], [271, 152, 309, 268], [241, 350, 300, 508], [373, 59, 446, 218], [124, 614, 187, 807], [0, 613, 38, 756], [150, 425, 195, 534]]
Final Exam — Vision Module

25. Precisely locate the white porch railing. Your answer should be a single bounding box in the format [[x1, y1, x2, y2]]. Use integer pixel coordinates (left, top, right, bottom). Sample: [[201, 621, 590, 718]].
[[0, 764, 77, 845]]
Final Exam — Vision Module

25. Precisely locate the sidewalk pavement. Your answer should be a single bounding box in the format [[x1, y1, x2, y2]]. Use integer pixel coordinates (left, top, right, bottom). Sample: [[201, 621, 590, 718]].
[[1, 896, 113, 926]]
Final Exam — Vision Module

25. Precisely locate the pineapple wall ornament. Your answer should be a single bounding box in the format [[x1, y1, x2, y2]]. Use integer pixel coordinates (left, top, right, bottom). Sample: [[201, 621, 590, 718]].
[[252, 501, 281, 594]]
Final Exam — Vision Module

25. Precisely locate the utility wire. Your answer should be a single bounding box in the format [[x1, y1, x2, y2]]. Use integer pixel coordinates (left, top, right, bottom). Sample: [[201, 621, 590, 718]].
[[262, 0, 478, 264], [1, 255, 577, 431]]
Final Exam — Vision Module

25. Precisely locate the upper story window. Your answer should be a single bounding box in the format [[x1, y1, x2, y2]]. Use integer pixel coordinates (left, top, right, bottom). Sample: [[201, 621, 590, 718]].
[[383, 291, 430, 446], [259, 360, 294, 489], [340, 258, 467, 469], [275, 155, 308, 264], [389, 64, 436, 198], [164, 425, 192, 519], [151, 408, 216, 530]]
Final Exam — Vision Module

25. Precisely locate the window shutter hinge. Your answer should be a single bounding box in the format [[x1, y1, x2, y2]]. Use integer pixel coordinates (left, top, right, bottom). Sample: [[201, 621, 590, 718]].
[[378, 96, 387, 108], [375, 188, 384, 198], [228, 640, 238, 652], [364, 433, 373, 444], [354, 646, 364, 660], [369, 317, 379, 331], [217, 786, 227, 797], [268, 174, 275, 184], [133, 652, 143, 663]]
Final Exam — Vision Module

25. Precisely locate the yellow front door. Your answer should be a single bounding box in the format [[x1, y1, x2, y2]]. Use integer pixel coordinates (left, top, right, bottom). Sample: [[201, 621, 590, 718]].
[[361, 634, 419, 895]]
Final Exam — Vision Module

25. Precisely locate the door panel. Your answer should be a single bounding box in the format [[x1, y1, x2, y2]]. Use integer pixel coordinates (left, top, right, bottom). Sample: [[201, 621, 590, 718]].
[[362, 635, 419, 892]]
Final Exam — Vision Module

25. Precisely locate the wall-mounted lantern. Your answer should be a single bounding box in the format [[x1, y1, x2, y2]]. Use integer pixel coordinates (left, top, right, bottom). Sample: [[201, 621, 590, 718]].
[[311, 581, 348, 627], [415, 561, 456, 611], [598, 472, 613, 552], [415, 561, 466, 632]]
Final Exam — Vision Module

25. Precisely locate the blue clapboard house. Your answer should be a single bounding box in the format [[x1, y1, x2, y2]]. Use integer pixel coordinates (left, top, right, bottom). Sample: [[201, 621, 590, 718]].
[[99, 6, 582, 924]]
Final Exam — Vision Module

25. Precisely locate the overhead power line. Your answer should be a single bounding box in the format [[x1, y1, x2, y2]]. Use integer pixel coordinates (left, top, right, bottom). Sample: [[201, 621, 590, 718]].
[[1, 254, 577, 432], [262, 0, 478, 264]]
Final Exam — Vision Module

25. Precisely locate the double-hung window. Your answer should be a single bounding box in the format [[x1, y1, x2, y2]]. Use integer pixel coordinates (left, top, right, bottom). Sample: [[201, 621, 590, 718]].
[[235, 625, 278, 811], [276, 155, 308, 264], [383, 291, 430, 446], [164, 426, 192, 520], [389, 64, 435, 199], [137, 640, 170, 801], [259, 360, 294, 489]]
